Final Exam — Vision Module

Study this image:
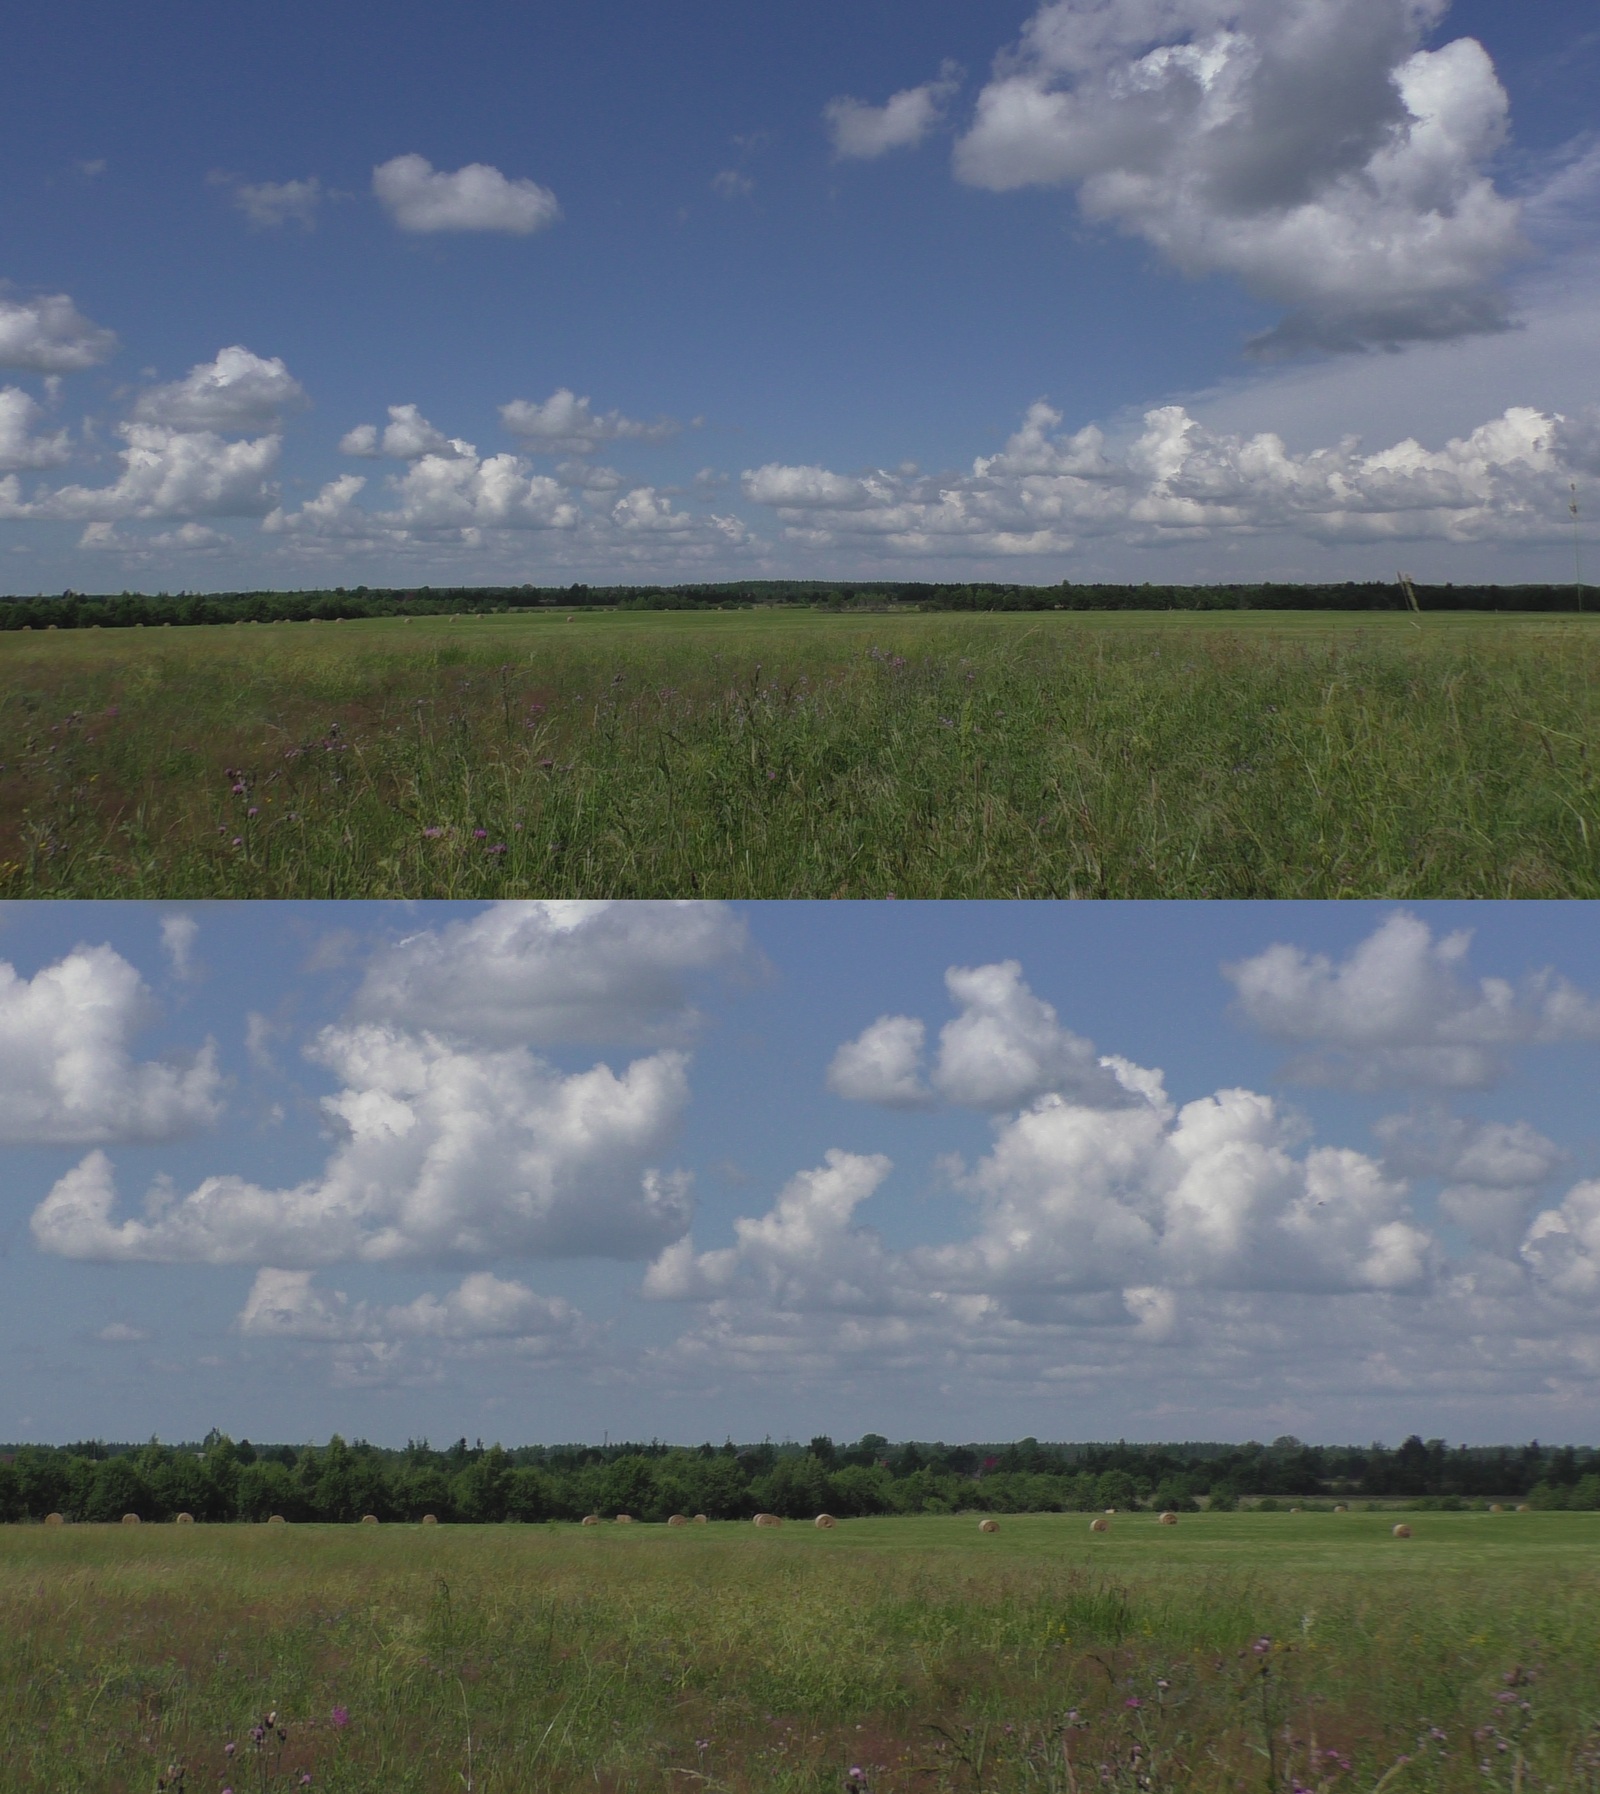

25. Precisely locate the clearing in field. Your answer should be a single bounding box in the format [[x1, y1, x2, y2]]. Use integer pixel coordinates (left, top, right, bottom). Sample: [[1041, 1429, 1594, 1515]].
[[2, 1509, 1596, 1792], [2, 609, 1597, 897]]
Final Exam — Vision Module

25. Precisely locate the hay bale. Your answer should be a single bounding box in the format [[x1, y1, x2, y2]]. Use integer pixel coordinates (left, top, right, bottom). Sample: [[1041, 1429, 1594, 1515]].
[[422, 1514, 439, 1526], [267, 1515, 286, 1526], [581, 1514, 601, 1526], [1158, 1511, 1178, 1525], [1489, 1503, 1504, 1514], [694, 1514, 708, 1524], [753, 1512, 783, 1528], [174, 1513, 195, 1526], [121, 1513, 141, 1527], [361, 1514, 379, 1526], [1333, 1504, 1348, 1513], [667, 1514, 689, 1527], [814, 1514, 837, 1529], [1516, 1504, 1531, 1513], [44, 1513, 64, 1527], [1289, 1507, 1301, 1514], [1392, 1523, 1413, 1538], [614, 1513, 633, 1524], [978, 1519, 999, 1534], [1090, 1518, 1109, 1534]]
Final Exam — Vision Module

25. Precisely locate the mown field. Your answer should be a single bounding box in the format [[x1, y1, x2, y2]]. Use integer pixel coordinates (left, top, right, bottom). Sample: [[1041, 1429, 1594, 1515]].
[[3, 1511, 1598, 1793], [1, 609, 1597, 897]]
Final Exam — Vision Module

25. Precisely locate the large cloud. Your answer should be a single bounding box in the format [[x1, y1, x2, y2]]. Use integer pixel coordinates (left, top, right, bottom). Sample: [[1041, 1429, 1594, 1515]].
[[0, 292, 117, 372], [353, 901, 749, 1047], [1226, 910, 1600, 1089], [739, 396, 1588, 560], [0, 425, 281, 523], [31, 1027, 693, 1266], [131, 347, 308, 432], [0, 945, 221, 1145], [953, 0, 1524, 351], [373, 155, 561, 235], [1377, 1108, 1566, 1252]]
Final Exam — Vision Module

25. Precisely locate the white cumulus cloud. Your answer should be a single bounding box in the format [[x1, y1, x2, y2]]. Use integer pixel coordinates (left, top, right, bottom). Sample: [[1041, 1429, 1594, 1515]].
[[0, 944, 222, 1146], [339, 403, 470, 460], [953, 0, 1525, 351], [0, 291, 117, 372], [373, 154, 561, 235], [0, 425, 281, 522], [131, 347, 308, 432], [500, 390, 680, 455], [31, 1027, 693, 1266], [1226, 910, 1600, 1088], [237, 1266, 586, 1344], [229, 176, 324, 230], [0, 387, 70, 470]]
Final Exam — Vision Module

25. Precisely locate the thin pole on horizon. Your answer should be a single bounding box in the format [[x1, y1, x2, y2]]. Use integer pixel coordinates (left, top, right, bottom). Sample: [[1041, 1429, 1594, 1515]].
[[1573, 483, 1585, 612]]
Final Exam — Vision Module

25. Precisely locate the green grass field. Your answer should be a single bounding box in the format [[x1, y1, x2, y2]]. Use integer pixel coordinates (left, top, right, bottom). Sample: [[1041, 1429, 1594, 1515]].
[[4, 1510, 1598, 1793], [3, 609, 1598, 897]]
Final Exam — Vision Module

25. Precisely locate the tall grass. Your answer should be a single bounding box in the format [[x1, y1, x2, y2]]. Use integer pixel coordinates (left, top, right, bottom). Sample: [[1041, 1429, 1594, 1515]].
[[2, 612, 1597, 896], [3, 1513, 1600, 1793]]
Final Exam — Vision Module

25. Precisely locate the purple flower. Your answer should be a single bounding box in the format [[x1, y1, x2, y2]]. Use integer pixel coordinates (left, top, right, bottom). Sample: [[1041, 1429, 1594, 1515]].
[[1125, 1697, 1142, 1709], [422, 827, 444, 839], [247, 806, 258, 817], [473, 828, 487, 839], [232, 836, 243, 847], [232, 782, 247, 794], [330, 1707, 349, 1729], [487, 843, 507, 855]]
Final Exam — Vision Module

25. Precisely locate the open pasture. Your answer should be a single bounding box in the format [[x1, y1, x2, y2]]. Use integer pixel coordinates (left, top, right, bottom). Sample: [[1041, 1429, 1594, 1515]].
[[3, 1510, 1599, 1793], [2, 608, 1597, 897]]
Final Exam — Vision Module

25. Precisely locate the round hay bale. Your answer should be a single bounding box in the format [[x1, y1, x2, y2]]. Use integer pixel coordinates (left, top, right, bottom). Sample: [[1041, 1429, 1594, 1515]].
[[360, 1514, 379, 1526], [121, 1513, 141, 1526], [422, 1514, 439, 1525], [267, 1514, 286, 1526], [1489, 1503, 1504, 1514], [44, 1513, 65, 1527], [1289, 1507, 1301, 1514], [1158, 1511, 1178, 1525], [1333, 1504, 1348, 1513], [1090, 1518, 1109, 1534], [581, 1514, 601, 1526], [174, 1512, 195, 1526], [1392, 1523, 1413, 1538], [978, 1518, 999, 1534], [814, 1513, 837, 1529], [694, 1514, 709, 1524], [753, 1512, 783, 1528], [614, 1513, 633, 1524], [667, 1514, 689, 1527], [1516, 1504, 1532, 1513]]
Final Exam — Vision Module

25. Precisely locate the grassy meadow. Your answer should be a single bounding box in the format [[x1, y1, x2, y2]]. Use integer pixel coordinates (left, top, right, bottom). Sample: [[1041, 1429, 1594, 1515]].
[[1, 608, 1597, 898], [4, 1509, 1599, 1793]]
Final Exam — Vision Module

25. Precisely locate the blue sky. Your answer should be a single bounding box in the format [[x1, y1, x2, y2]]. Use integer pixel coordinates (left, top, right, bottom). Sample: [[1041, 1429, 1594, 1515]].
[[2, 0, 1598, 593], [3, 899, 1599, 1448]]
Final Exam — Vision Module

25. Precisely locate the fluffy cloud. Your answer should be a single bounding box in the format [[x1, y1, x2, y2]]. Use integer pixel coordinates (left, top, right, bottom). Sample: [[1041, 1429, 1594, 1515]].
[[31, 1027, 692, 1266], [352, 901, 749, 1047], [500, 390, 679, 455], [237, 1266, 586, 1344], [339, 404, 471, 460], [953, 0, 1524, 351], [0, 291, 116, 372], [825, 62, 963, 160], [131, 347, 308, 432], [1522, 1183, 1600, 1303], [828, 961, 1133, 1110], [1226, 911, 1600, 1088], [739, 396, 1592, 559], [0, 944, 221, 1145], [1377, 1108, 1566, 1252], [373, 154, 561, 235], [0, 387, 70, 470], [0, 425, 281, 522]]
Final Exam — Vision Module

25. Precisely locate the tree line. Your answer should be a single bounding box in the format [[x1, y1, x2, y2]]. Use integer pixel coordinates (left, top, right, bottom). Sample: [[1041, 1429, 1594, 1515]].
[[2, 1432, 1598, 1523], [0, 580, 1592, 632]]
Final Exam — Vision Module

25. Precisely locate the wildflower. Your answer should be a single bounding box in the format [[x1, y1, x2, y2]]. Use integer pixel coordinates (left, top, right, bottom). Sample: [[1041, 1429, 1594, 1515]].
[[232, 836, 243, 847], [1252, 1636, 1272, 1654], [232, 782, 247, 794], [330, 1707, 349, 1729], [473, 828, 487, 839], [487, 843, 507, 855], [247, 806, 258, 817], [539, 758, 554, 770], [225, 1743, 236, 1757], [422, 827, 444, 839], [301, 1779, 312, 1787], [849, 1770, 866, 1783], [1124, 1697, 1142, 1709]]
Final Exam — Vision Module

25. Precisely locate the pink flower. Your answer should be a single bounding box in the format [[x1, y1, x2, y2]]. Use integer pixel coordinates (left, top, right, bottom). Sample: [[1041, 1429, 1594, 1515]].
[[330, 1707, 349, 1729]]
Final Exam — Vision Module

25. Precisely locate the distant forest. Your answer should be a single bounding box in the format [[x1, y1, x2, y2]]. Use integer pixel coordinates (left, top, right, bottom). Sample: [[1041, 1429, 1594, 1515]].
[[0, 579, 1594, 630], [4, 1433, 1600, 1523]]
